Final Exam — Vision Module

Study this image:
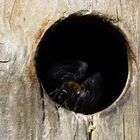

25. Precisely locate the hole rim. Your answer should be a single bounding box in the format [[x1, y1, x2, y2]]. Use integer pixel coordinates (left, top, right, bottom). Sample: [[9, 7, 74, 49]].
[[35, 13, 136, 116]]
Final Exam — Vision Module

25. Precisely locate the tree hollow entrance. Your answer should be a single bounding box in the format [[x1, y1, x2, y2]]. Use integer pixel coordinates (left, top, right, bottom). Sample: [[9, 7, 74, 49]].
[[35, 14, 129, 114]]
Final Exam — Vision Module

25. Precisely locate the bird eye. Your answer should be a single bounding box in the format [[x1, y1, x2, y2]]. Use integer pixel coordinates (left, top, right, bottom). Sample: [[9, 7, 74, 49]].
[[35, 14, 132, 115]]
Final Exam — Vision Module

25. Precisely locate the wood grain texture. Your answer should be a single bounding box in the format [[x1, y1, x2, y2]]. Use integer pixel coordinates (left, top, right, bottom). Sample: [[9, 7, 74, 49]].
[[0, 0, 139, 140]]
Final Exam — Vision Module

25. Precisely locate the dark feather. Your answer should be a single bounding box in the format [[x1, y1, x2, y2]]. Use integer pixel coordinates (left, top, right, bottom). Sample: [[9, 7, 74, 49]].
[[47, 59, 102, 113]]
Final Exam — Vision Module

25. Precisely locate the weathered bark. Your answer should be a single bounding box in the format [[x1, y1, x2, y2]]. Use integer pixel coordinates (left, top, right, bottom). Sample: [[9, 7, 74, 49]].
[[0, 0, 139, 140]]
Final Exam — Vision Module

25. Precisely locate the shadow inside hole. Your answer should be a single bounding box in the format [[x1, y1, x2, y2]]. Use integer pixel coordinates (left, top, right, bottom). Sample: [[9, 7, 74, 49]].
[[35, 14, 128, 114]]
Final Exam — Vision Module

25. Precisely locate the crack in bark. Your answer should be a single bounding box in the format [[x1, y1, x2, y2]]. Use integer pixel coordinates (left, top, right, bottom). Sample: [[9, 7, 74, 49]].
[[75, 123, 79, 140], [123, 113, 125, 140], [0, 60, 10, 63], [40, 84, 45, 122], [73, 132, 76, 140], [87, 125, 94, 140], [86, 117, 95, 140], [73, 117, 79, 140], [9, 0, 16, 31]]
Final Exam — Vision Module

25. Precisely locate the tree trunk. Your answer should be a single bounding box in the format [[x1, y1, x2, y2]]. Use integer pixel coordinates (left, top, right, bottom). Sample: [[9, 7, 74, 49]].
[[0, 0, 139, 140]]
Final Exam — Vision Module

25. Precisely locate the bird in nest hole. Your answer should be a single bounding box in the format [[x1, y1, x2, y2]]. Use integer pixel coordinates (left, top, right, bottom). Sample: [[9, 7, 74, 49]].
[[45, 59, 103, 114]]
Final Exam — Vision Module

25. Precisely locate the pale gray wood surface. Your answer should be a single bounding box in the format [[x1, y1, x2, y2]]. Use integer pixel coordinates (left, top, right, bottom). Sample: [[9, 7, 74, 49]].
[[0, 0, 139, 139]]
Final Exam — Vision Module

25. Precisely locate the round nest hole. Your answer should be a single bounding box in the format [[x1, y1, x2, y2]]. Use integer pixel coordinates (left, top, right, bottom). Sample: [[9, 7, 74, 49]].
[[35, 14, 129, 115]]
